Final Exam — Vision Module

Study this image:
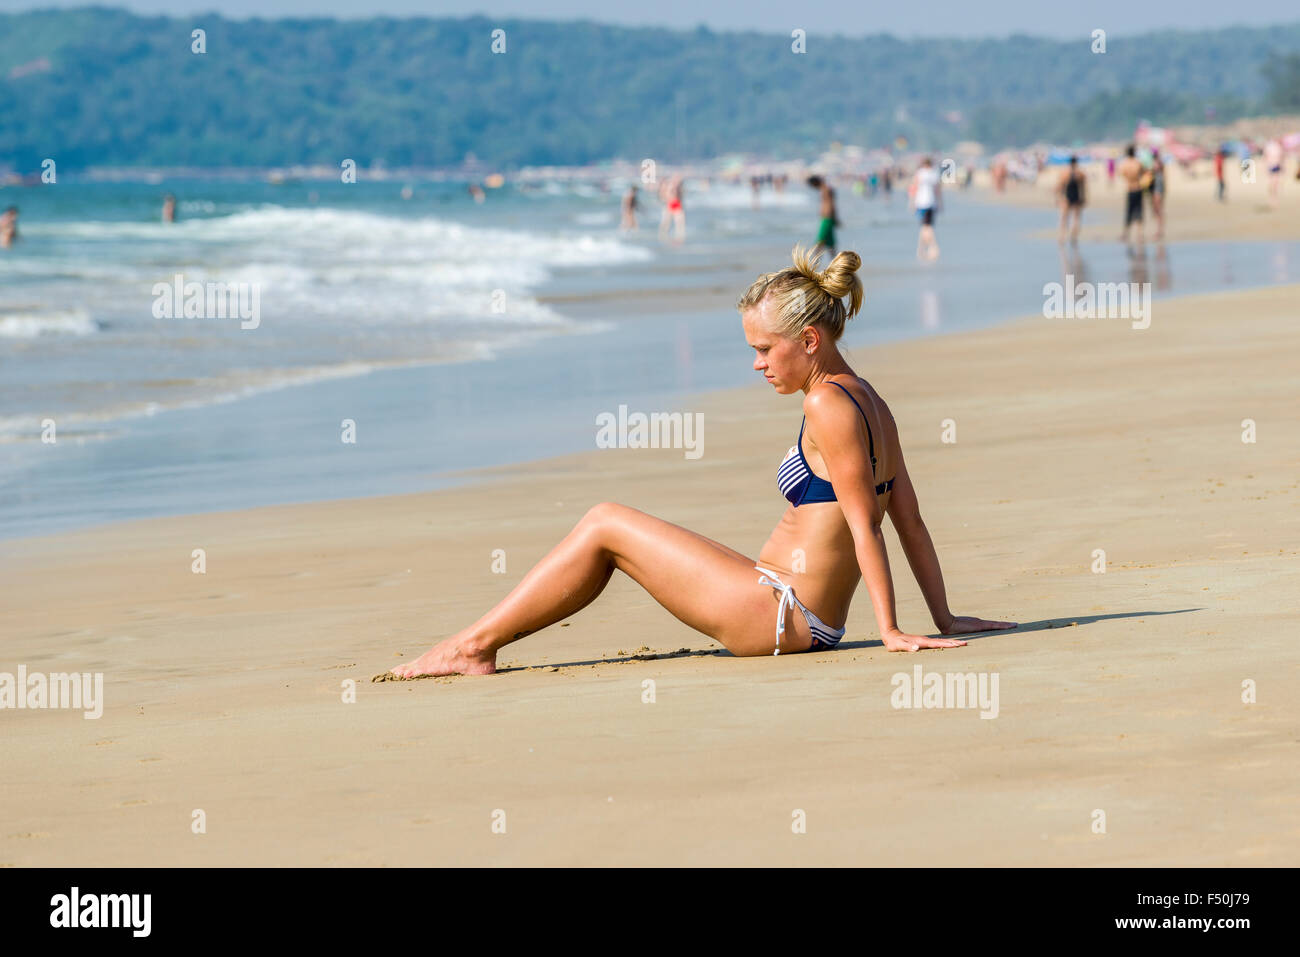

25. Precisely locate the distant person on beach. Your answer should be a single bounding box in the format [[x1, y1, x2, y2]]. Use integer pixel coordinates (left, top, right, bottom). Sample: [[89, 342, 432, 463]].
[[1148, 150, 1166, 240], [389, 244, 1017, 678], [807, 175, 839, 258], [1264, 138, 1284, 208], [658, 175, 686, 242], [881, 168, 893, 200], [1056, 155, 1087, 244], [909, 158, 941, 261], [1214, 147, 1227, 202], [0, 206, 18, 248], [162, 193, 177, 223], [620, 185, 640, 231], [751, 175, 761, 209], [1118, 145, 1146, 246], [1106, 155, 1116, 188]]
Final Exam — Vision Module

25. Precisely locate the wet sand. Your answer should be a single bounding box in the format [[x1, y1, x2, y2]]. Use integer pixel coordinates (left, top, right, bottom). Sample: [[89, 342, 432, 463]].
[[2, 276, 1298, 865]]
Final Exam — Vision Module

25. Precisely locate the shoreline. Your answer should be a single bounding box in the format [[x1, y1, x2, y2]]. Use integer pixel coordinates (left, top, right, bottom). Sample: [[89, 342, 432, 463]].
[[8, 200, 1300, 542]]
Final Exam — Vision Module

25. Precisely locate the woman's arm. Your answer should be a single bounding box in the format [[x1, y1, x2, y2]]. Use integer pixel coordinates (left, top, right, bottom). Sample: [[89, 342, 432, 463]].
[[885, 452, 954, 631], [805, 389, 966, 651]]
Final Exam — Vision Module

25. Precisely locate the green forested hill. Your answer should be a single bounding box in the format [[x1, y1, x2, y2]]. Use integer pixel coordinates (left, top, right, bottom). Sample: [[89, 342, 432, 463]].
[[2, 8, 1299, 170]]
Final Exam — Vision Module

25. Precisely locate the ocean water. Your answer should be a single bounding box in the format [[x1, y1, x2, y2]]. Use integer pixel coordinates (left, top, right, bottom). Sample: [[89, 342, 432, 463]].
[[1, 176, 1297, 541]]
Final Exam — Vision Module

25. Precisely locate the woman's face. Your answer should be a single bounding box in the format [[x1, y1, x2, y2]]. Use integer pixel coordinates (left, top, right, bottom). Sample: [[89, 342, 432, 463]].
[[742, 297, 810, 394]]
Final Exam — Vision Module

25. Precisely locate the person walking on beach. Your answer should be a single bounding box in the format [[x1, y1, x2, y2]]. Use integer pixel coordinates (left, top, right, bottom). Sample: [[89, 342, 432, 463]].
[[1148, 150, 1166, 240], [1118, 145, 1146, 246], [620, 185, 640, 231], [1056, 155, 1086, 244], [658, 175, 686, 243], [0, 206, 18, 248], [1264, 138, 1284, 208], [807, 175, 839, 258], [390, 245, 1016, 678], [1214, 147, 1227, 202], [910, 158, 941, 261]]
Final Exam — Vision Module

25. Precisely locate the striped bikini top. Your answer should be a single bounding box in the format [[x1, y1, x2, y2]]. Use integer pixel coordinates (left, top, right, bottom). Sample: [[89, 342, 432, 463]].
[[777, 380, 895, 507]]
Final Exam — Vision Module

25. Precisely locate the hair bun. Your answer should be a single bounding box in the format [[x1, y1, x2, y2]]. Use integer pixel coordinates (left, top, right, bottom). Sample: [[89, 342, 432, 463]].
[[818, 250, 861, 301], [807, 250, 863, 321]]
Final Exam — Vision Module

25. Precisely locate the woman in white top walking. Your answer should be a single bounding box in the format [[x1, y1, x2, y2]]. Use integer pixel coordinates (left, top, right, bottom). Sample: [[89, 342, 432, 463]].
[[910, 157, 942, 261]]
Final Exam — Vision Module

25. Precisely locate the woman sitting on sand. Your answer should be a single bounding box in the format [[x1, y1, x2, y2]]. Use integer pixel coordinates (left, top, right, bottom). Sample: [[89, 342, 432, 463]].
[[393, 246, 1015, 678]]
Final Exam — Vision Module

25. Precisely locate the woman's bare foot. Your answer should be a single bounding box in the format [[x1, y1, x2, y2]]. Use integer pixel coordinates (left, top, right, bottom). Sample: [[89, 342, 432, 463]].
[[391, 635, 497, 678]]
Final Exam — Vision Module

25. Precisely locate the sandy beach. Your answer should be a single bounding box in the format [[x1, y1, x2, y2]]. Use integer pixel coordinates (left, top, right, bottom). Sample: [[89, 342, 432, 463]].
[[3, 212, 1298, 866], [975, 156, 1300, 243]]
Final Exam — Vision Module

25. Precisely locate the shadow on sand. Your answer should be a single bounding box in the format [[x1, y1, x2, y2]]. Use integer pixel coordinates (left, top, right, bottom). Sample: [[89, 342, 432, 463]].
[[371, 608, 1204, 681]]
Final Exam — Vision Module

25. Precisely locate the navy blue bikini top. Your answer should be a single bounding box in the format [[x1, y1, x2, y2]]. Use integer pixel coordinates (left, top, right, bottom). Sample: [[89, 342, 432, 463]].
[[777, 380, 896, 507]]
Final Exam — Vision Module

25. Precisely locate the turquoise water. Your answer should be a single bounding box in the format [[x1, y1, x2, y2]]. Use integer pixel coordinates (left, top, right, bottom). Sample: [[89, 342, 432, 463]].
[[1, 176, 1296, 541]]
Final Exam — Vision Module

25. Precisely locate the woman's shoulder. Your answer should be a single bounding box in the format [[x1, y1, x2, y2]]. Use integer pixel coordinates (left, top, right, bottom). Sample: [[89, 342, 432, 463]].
[[805, 375, 889, 422]]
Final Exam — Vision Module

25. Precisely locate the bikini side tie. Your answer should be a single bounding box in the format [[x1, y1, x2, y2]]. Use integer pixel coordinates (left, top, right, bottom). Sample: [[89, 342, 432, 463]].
[[754, 565, 795, 656]]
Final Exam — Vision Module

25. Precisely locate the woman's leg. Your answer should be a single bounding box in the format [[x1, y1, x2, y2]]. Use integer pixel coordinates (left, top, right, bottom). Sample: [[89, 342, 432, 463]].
[[391, 502, 799, 677]]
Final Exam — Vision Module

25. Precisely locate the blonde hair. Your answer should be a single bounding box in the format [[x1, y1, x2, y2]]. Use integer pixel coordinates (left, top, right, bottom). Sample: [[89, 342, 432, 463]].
[[736, 244, 863, 342]]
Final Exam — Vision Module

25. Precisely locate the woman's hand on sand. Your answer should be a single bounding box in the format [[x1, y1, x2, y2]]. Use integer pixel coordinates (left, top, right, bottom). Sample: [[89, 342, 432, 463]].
[[936, 615, 1018, 635], [881, 628, 967, 652]]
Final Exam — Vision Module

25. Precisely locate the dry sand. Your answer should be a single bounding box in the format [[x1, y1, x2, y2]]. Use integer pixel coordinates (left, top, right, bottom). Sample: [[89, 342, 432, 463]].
[[2, 273, 1298, 865]]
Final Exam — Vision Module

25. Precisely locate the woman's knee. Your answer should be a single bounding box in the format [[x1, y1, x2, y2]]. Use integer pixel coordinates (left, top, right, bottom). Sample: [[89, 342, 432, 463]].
[[581, 501, 621, 528], [584, 501, 644, 525], [578, 502, 629, 548]]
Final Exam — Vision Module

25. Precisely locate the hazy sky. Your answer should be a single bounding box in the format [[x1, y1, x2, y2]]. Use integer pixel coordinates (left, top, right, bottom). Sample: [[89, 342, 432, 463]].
[[2, 0, 1298, 39]]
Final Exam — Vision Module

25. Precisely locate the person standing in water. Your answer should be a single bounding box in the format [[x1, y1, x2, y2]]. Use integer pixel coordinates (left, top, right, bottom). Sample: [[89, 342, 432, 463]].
[[1056, 156, 1087, 244], [658, 175, 686, 243], [807, 175, 839, 259], [0, 206, 18, 248], [620, 185, 640, 231], [1148, 150, 1166, 240], [910, 157, 942, 261], [1118, 145, 1146, 246], [162, 193, 177, 223]]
